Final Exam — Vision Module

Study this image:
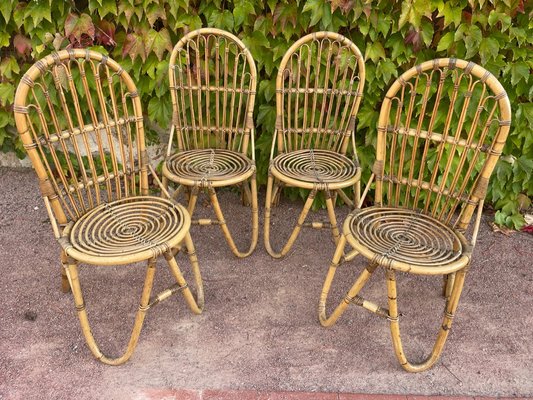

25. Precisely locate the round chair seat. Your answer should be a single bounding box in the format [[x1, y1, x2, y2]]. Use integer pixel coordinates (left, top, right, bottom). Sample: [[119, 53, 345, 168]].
[[163, 149, 255, 187], [66, 196, 189, 265], [270, 149, 360, 190], [345, 207, 471, 275]]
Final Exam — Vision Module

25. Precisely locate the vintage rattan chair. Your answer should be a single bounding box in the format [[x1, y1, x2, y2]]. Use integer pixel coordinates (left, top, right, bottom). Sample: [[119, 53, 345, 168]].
[[13, 49, 204, 365], [319, 58, 511, 372], [264, 32, 365, 258], [162, 28, 258, 258]]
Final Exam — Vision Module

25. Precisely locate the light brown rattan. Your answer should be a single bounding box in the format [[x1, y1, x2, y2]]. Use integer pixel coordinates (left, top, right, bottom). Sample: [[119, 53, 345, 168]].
[[264, 32, 365, 258], [13, 49, 204, 365], [163, 27, 258, 258], [319, 58, 512, 372]]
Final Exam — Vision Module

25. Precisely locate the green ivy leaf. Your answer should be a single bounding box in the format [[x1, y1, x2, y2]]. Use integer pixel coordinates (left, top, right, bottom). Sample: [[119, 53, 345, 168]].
[[242, 31, 271, 61], [377, 60, 397, 83], [438, 2, 462, 28], [208, 10, 234, 30], [516, 156, 533, 181], [419, 18, 434, 46], [399, 0, 432, 29], [147, 96, 171, 126], [145, 28, 172, 61], [98, 0, 118, 18], [233, 0, 255, 28], [302, 0, 325, 27], [256, 104, 276, 129], [24, 0, 52, 26], [0, 31, 9, 48], [273, 2, 297, 31], [464, 25, 482, 58], [0, 83, 15, 106], [0, 1, 12, 23], [365, 41, 386, 63], [437, 31, 454, 52], [146, 3, 166, 26], [479, 37, 499, 64], [488, 11, 511, 32], [0, 56, 20, 79], [510, 62, 529, 86], [65, 13, 95, 41]]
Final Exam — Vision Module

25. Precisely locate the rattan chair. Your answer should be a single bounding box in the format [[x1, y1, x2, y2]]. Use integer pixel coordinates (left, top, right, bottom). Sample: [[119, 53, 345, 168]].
[[162, 28, 258, 258], [264, 32, 365, 258], [13, 49, 204, 365], [319, 58, 511, 372]]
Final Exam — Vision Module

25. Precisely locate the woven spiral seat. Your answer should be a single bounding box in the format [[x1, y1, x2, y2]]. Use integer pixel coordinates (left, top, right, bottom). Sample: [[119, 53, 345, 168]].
[[67, 196, 189, 265], [164, 149, 255, 188], [270, 149, 360, 190], [345, 207, 470, 275]]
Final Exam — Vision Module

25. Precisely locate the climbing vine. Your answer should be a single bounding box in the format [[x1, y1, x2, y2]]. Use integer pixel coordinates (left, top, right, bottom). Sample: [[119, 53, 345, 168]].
[[0, 0, 531, 227]]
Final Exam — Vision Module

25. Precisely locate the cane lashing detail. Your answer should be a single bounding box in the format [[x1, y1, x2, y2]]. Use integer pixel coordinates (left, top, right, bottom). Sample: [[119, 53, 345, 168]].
[[165, 148, 254, 186], [349, 208, 465, 270], [271, 149, 358, 186], [70, 197, 186, 258]]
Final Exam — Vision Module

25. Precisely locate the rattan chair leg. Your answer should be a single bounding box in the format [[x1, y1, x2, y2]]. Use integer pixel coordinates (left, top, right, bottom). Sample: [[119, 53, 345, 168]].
[[165, 234, 204, 313], [241, 180, 253, 207], [442, 273, 456, 299], [335, 189, 354, 208], [264, 174, 317, 258], [207, 182, 258, 258], [353, 181, 361, 209], [319, 236, 377, 326], [324, 190, 341, 245], [60, 251, 71, 293], [271, 178, 282, 207], [187, 186, 200, 215], [65, 259, 157, 366], [387, 267, 467, 372]]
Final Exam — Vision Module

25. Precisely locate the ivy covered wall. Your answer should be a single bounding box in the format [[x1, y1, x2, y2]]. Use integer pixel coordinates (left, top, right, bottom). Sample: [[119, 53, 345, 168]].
[[0, 0, 531, 227]]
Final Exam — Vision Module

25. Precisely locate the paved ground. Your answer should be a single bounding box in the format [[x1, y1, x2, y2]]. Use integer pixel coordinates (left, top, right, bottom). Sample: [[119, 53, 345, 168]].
[[0, 167, 532, 400]]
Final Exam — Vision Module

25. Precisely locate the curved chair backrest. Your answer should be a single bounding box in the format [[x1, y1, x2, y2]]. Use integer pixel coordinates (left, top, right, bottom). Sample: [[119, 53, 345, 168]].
[[374, 58, 511, 230], [14, 49, 147, 226], [168, 28, 257, 155], [274, 32, 365, 156]]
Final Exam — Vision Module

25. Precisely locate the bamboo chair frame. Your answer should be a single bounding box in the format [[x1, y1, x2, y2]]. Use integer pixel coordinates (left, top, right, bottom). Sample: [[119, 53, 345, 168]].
[[264, 32, 365, 258], [318, 58, 512, 371], [163, 28, 258, 258], [13, 49, 204, 365]]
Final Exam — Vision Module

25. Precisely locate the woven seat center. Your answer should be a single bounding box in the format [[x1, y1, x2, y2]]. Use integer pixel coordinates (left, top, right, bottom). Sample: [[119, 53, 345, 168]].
[[70, 196, 185, 258], [350, 207, 463, 267]]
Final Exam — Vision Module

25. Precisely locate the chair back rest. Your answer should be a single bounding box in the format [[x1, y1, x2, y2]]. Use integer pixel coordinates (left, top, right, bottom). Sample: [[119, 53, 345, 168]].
[[168, 28, 257, 155], [374, 58, 511, 230], [14, 49, 148, 226], [274, 32, 365, 155]]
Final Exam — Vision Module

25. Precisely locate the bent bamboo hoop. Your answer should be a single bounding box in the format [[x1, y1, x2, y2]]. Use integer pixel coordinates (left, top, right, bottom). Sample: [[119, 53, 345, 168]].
[[264, 32, 366, 258], [164, 28, 259, 258], [319, 58, 511, 372], [14, 49, 204, 365]]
